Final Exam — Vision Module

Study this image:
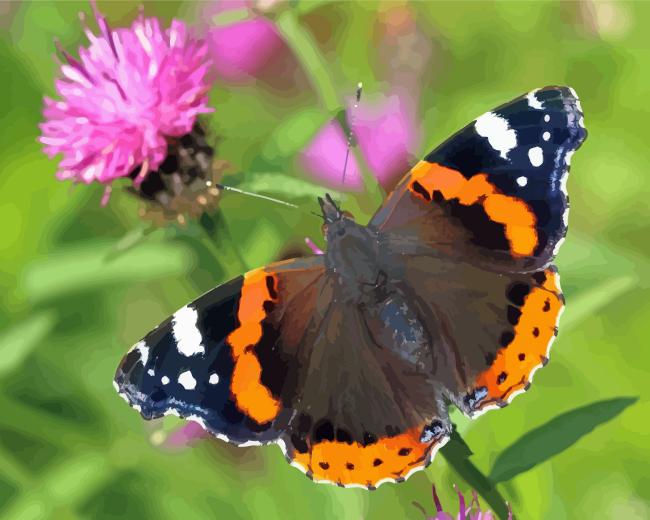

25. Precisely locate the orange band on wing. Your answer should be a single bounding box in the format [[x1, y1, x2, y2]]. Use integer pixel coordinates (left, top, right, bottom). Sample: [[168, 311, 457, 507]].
[[409, 161, 538, 257], [291, 426, 439, 487], [475, 268, 563, 405], [227, 269, 281, 424]]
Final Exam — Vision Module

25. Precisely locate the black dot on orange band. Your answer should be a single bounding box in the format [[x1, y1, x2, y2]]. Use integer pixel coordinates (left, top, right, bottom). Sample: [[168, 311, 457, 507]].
[[533, 327, 540, 337], [336, 428, 353, 444], [346, 462, 354, 470], [291, 434, 308, 454], [518, 353, 526, 361], [411, 181, 432, 201], [507, 282, 531, 306], [313, 419, 334, 443], [265, 275, 278, 299], [500, 331, 515, 347], [497, 372, 508, 384], [319, 462, 329, 470], [507, 305, 522, 325], [532, 271, 547, 285], [543, 299, 551, 312], [398, 448, 412, 456], [373, 458, 383, 467]]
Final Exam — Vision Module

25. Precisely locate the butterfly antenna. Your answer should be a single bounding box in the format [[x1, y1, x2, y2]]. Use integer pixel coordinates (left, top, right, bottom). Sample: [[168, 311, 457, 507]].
[[341, 82, 363, 187], [210, 182, 299, 209]]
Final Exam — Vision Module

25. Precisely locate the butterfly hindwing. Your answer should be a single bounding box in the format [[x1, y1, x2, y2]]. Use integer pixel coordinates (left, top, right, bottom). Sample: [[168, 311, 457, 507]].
[[372, 86, 587, 272]]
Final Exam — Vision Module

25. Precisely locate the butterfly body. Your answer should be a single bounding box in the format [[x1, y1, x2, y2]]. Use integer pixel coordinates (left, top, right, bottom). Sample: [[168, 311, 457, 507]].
[[115, 86, 586, 488]]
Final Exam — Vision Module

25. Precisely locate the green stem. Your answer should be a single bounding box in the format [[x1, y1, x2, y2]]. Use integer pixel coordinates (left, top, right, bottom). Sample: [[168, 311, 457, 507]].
[[275, 9, 384, 211], [276, 10, 341, 114]]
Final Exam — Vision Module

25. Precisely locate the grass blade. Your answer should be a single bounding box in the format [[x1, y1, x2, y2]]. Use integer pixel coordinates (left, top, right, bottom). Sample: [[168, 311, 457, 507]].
[[489, 397, 638, 483]]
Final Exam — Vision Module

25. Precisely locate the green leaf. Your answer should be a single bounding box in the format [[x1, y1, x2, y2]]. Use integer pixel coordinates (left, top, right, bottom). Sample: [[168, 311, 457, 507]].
[[104, 225, 157, 262], [489, 397, 638, 483], [440, 430, 510, 520], [22, 241, 194, 303], [262, 108, 329, 163], [0, 311, 56, 377]]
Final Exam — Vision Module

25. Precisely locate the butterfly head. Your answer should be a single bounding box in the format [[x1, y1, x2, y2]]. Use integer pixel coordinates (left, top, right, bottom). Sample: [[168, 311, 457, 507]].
[[318, 193, 343, 224], [318, 193, 357, 241]]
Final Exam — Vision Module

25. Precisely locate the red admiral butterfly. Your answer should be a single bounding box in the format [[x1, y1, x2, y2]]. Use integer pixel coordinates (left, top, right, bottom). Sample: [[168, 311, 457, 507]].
[[115, 86, 587, 489]]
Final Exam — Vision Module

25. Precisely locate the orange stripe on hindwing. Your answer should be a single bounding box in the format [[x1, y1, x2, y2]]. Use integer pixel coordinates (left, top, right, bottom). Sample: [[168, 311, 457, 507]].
[[291, 426, 438, 487], [409, 161, 538, 257], [227, 269, 281, 424], [475, 268, 563, 405]]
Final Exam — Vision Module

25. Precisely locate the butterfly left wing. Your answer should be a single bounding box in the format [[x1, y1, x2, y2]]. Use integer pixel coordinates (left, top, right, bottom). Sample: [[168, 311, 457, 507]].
[[371, 86, 587, 272], [114, 257, 327, 446]]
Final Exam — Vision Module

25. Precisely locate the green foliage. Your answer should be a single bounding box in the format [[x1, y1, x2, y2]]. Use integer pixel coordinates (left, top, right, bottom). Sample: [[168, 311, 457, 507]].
[[1, 1, 649, 519], [489, 398, 638, 484]]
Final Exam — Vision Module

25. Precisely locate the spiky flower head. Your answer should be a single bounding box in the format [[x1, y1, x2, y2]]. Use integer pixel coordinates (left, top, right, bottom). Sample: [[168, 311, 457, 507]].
[[415, 485, 513, 520], [39, 2, 213, 189]]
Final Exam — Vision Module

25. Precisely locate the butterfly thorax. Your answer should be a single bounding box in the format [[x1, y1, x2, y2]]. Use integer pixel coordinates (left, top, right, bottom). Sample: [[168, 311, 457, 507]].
[[323, 216, 382, 299]]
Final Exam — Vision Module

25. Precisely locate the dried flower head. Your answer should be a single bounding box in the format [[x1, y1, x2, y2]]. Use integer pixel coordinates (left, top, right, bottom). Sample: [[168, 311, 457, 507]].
[[414, 485, 513, 520], [39, 2, 213, 189]]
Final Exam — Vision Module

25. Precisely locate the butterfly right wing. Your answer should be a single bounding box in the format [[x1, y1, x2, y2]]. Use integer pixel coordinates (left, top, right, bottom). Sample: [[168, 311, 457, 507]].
[[371, 86, 587, 272]]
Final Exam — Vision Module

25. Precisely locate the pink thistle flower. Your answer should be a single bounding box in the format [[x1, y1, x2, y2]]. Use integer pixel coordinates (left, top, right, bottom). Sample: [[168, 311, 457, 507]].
[[39, 2, 213, 189], [164, 421, 209, 449], [351, 91, 420, 189], [415, 485, 512, 520], [299, 120, 363, 191], [300, 92, 419, 192], [208, 17, 285, 83]]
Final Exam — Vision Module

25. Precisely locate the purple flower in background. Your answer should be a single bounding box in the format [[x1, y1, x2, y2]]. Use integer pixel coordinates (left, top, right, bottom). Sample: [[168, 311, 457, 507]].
[[39, 3, 213, 188], [208, 17, 284, 82], [301, 92, 419, 192], [352, 92, 419, 189], [201, 1, 295, 87], [164, 421, 209, 449], [300, 120, 363, 191], [415, 486, 512, 520]]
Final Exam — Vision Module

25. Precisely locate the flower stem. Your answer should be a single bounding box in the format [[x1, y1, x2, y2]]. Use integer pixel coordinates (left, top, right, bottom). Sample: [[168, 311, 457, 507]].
[[275, 10, 340, 114], [275, 9, 384, 210]]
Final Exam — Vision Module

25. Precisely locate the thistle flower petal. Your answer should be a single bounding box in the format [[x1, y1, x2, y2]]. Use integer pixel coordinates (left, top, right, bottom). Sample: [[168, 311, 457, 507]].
[[39, 4, 213, 185]]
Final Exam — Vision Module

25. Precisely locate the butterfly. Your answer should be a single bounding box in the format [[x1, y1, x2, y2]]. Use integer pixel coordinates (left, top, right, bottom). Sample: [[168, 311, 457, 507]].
[[114, 86, 587, 489]]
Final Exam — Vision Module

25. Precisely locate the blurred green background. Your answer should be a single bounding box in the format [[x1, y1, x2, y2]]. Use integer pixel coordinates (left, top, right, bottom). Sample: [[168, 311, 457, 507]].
[[1, 1, 649, 518]]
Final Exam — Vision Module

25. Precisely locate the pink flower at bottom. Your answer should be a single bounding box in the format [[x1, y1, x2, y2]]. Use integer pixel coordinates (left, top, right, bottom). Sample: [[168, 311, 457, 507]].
[[416, 485, 512, 520], [39, 3, 213, 185]]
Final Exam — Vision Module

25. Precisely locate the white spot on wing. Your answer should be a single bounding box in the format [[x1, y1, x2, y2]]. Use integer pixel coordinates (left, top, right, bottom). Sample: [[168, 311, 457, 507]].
[[209, 373, 219, 385], [528, 146, 544, 167], [516, 176, 528, 187], [569, 87, 583, 112], [474, 111, 517, 159], [147, 369, 155, 376], [161, 376, 170, 385], [544, 114, 551, 123], [178, 370, 197, 390], [526, 89, 543, 110], [172, 306, 205, 357], [543, 131, 551, 141], [133, 341, 149, 366], [565, 149, 575, 166]]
